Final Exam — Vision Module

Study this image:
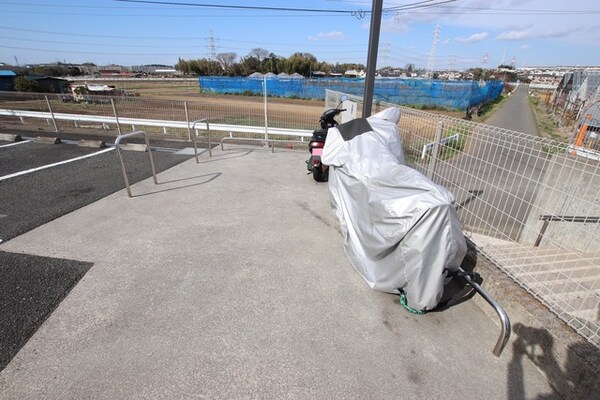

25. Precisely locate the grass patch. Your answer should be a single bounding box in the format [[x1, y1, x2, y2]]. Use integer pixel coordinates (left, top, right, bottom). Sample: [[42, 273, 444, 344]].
[[528, 91, 567, 142], [471, 94, 509, 122]]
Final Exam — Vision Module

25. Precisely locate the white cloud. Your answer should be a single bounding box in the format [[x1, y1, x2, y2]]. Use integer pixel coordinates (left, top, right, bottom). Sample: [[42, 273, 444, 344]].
[[456, 32, 489, 43], [497, 30, 531, 40], [498, 28, 578, 41], [520, 44, 530, 50], [308, 31, 344, 41], [431, 0, 597, 44]]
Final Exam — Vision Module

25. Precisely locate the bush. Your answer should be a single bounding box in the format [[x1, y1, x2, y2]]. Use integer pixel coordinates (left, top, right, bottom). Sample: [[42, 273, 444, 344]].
[[14, 76, 41, 92]]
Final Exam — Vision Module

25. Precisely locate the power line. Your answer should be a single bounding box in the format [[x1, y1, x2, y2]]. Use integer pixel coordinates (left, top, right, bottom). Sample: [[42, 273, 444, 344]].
[[3, 1, 598, 16], [0, 35, 203, 48], [114, 0, 361, 14], [385, 0, 456, 12], [114, 0, 458, 17], [0, 25, 369, 49]]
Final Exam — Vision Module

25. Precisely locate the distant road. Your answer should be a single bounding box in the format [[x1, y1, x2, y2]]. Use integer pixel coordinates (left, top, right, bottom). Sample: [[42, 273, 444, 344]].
[[439, 83, 548, 240], [485, 84, 539, 136]]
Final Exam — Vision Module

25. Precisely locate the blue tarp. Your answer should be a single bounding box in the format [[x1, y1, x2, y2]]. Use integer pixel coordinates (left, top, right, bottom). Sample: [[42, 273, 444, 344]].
[[198, 77, 504, 109]]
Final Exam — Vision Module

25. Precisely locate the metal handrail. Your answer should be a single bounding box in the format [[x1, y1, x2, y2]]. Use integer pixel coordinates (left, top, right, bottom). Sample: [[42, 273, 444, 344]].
[[0, 109, 312, 139], [114, 130, 157, 198], [220, 137, 307, 153], [191, 118, 211, 159], [535, 214, 600, 246], [459, 267, 511, 357]]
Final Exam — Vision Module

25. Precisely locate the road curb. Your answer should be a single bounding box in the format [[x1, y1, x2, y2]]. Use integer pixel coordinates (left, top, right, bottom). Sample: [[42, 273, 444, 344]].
[[78, 140, 106, 148], [34, 136, 61, 145], [0, 133, 22, 142], [117, 143, 148, 152]]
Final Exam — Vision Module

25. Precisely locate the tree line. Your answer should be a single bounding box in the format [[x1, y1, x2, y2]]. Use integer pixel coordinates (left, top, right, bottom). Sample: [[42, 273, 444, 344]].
[[175, 48, 365, 77]]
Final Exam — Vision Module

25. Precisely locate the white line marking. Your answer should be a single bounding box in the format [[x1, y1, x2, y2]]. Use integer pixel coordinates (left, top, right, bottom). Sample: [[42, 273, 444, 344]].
[[0, 140, 31, 149], [0, 147, 115, 182]]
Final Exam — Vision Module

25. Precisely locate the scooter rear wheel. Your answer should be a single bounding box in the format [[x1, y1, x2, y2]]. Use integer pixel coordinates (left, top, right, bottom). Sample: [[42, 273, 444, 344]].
[[313, 165, 328, 182]]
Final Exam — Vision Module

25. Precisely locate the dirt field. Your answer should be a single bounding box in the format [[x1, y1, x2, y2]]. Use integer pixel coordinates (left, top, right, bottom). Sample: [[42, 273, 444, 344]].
[[70, 79, 327, 127], [72, 79, 469, 121], [1, 79, 479, 143]]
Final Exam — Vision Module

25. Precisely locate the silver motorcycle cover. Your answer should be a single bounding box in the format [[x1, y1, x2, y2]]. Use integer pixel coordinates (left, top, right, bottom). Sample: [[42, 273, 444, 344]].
[[321, 108, 467, 311]]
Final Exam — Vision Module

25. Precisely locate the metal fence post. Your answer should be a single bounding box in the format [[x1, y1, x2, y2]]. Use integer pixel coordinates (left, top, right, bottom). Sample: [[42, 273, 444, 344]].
[[111, 98, 122, 135], [44, 95, 59, 132], [184, 101, 191, 141], [263, 76, 269, 143], [427, 121, 444, 180]]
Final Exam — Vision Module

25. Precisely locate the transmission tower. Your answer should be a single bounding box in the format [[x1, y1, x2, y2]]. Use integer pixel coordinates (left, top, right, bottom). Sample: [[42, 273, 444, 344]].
[[426, 25, 440, 78], [380, 42, 390, 67], [448, 55, 456, 71], [207, 30, 218, 60], [482, 52, 489, 66]]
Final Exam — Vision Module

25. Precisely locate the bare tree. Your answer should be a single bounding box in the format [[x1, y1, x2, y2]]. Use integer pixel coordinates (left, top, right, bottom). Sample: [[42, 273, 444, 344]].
[[216, 52, 237, 74], [249, 48, 270, 62]]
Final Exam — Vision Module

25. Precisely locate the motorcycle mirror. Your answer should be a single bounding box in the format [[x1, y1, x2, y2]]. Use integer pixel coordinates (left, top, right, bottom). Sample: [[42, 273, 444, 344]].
[[340, 95, 348, 102]]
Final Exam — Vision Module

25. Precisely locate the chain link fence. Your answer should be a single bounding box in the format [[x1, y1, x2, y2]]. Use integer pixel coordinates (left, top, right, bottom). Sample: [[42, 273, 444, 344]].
[[0, 91, 320, 143], [327, 89, 600, 347]]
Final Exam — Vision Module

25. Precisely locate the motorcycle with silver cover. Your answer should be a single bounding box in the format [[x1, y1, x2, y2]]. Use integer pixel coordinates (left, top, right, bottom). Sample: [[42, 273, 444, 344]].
[[321, 107, 511, 356], [322, 107, 467, 311]]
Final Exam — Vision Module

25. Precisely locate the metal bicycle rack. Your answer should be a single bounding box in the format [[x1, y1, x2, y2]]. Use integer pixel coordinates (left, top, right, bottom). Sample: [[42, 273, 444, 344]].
[[191, 119, 211, 159], [458, 267, 511, 357], [114, 130, 158, 198]]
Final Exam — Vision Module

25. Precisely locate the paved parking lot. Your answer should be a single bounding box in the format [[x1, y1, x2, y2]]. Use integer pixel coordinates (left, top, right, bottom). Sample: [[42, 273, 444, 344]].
[[0, 134, 195, 242], [0, 137, 560, 399]]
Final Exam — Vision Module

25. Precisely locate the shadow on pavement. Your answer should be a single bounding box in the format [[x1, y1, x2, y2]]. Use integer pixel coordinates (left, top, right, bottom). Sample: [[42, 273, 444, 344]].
[[0, 251, 93, 372], [507, 323, 600, 400], [133, 172, 222, 198]]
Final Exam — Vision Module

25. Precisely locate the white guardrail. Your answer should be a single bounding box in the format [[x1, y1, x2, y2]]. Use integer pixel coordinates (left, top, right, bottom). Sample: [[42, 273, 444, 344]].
[[0, 109, 313, 139]]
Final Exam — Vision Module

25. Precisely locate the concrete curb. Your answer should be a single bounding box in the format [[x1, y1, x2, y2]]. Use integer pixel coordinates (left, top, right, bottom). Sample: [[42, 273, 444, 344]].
[[78, 139, 106, 148], [466, 241, 600, 400], [117, 143, 147, 152], [34, 136, 61, 145], [0, 133, 22, 142]]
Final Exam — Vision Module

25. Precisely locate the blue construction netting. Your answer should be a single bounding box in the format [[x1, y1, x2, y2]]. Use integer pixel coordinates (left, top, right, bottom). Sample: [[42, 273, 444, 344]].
[[199, 77, 504, 110]]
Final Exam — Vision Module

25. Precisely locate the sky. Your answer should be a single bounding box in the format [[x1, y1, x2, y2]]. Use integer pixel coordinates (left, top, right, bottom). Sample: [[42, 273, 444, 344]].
[[1, 0, 599, 70]]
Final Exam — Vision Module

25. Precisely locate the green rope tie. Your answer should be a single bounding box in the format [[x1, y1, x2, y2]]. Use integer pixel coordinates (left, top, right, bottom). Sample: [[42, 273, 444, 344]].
[[399, 293, 427, 315]]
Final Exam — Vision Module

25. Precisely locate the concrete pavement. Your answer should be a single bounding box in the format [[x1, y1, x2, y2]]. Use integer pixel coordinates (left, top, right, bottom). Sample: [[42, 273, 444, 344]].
[[0, 145, 558, 399]]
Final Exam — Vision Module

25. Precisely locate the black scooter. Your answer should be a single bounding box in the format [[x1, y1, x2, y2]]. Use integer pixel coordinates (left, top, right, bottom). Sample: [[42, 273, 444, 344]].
[[306, 98, 347, 182]]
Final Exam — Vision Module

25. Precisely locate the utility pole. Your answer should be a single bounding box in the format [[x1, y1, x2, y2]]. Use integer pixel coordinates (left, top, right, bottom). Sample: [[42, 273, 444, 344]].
[[362, 0, 383, 118]]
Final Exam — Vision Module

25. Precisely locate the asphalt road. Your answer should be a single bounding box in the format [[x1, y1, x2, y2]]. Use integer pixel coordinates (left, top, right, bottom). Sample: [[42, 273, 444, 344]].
[[436, 84, 548, 240], [486, 84, 539, 136]]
